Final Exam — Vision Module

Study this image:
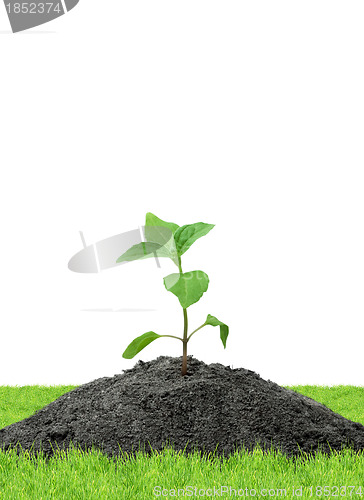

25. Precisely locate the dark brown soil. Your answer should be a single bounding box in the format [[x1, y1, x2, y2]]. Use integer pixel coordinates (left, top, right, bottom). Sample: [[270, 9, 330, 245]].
[[1, 356, 363, 462]]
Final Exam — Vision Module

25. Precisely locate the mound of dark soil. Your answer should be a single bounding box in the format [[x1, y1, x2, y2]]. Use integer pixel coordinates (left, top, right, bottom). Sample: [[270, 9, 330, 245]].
[[1, 356, 364, 461]]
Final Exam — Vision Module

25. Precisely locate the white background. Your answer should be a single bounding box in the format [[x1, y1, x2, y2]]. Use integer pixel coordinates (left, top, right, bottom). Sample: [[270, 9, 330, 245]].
[[0, 1, 363, 387]]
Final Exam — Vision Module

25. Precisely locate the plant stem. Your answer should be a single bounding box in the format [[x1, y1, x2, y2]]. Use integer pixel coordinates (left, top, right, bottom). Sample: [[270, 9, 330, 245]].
[[159, 334, 183, 342], [177, 255, 183, 274], [177, 254, 189, 376], [186, 322, 206, 342], [182, 308, 188, 376]]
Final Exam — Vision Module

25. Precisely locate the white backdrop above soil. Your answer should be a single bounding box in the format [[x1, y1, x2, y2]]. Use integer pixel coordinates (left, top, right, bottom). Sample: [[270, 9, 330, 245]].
[[0, 1, 363, 386]]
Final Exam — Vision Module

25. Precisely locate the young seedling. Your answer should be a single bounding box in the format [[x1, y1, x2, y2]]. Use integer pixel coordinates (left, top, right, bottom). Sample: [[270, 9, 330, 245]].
[[116, 212, 229, 376]]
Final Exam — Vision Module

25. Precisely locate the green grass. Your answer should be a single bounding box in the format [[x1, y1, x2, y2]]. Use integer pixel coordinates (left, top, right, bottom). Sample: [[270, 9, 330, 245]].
[[0, 385, 363, 499], [0, 385, 79, 429]]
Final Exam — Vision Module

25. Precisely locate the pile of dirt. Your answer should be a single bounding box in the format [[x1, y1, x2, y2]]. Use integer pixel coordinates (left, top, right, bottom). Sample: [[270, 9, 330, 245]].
[[1, 356, 364, 461]]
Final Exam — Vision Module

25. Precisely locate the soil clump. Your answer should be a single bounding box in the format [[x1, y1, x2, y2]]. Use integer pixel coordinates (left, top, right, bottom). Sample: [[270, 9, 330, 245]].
[[1, 356, 363, 461]]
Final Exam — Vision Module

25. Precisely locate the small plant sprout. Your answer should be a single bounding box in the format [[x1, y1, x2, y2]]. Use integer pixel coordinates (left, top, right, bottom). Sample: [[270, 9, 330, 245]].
[[116, 212, 229, 376]]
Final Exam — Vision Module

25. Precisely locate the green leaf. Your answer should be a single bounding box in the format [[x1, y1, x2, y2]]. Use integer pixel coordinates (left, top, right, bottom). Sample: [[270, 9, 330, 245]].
[[174, 222, 214, 256], [145, 212, 179, 236], [116, 242, 165, 263], [145, 213, 180, 266], [122, 331, 161, 359], [164, 271, 209, 308], [205, 314, 229, 348]]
